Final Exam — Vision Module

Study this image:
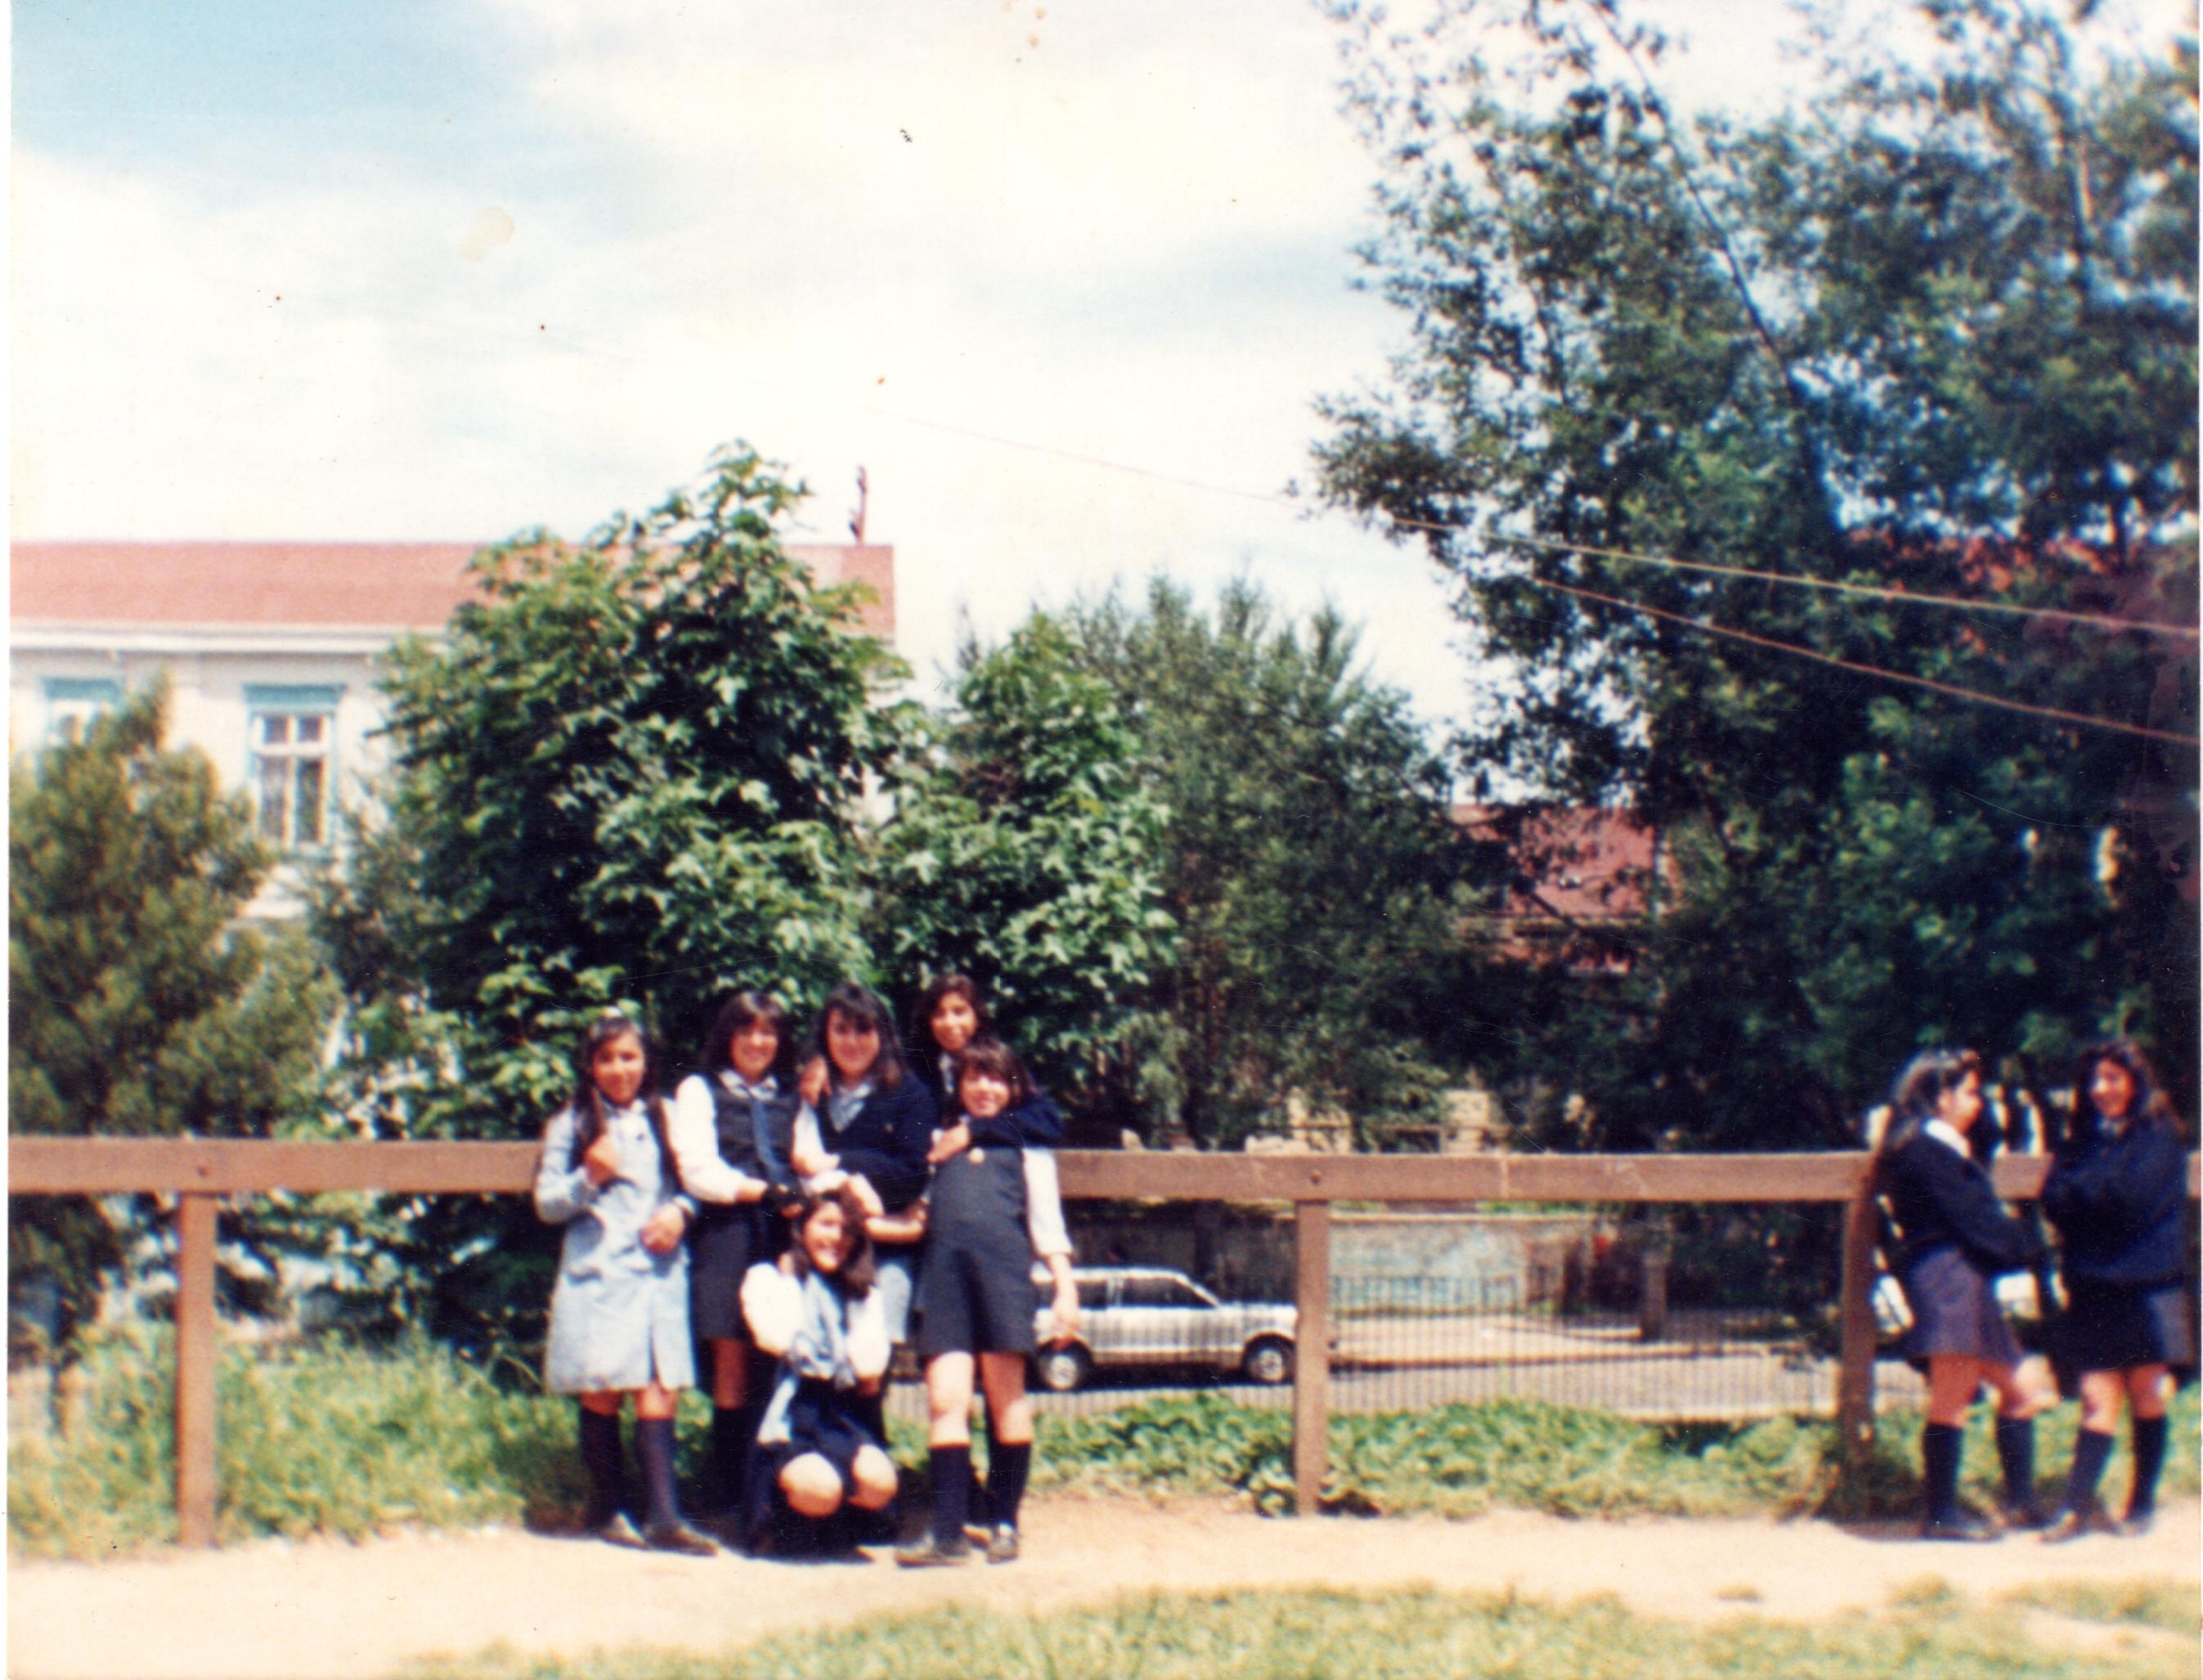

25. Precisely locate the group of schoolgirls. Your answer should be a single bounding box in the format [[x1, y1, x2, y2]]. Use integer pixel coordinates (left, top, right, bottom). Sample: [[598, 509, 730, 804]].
[[1873, 1038, 2192, 1543], [532, 975, 1079, 1564]]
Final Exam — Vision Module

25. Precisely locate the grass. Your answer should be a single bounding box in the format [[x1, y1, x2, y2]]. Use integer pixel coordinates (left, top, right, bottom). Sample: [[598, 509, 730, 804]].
[[10, 1328, 2198, 1557], [397, 1585, 2199, 1680], [2000, 1579, 2198, 1636]]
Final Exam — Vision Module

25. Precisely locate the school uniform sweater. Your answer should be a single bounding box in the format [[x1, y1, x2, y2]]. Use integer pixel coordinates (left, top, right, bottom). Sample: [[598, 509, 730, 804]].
[[800, 1077, 936, 1212], [2040, 1118, 2187, 1288], [1882, 1123, 2044, 1279]]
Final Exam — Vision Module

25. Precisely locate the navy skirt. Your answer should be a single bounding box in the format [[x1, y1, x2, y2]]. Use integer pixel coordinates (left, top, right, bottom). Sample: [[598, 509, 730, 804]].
[[688, 1209, 765, 1342], [1900, 1247, 2024, 1366], [2060, 1279, 2196, 1373]]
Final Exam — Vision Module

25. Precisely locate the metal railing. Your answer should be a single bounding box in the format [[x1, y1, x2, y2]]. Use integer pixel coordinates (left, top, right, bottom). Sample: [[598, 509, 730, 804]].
[[12, 1138, 2198, 1547]]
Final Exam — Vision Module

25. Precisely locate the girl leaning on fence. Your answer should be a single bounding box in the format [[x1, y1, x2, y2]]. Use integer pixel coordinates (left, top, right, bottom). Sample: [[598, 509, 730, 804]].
[[1873, 1048, 2052, 1541], [2038, 1037, 2192, 1540], [533, 1010, 717, 1556]]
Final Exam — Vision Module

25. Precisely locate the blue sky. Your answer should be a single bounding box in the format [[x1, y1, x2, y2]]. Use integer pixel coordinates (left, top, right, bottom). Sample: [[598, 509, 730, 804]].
[[13, 0, 2192, 730]]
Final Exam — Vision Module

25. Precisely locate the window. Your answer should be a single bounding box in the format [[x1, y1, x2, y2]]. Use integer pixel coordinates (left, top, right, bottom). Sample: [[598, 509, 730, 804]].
[[43, 677, 120, 745], [245, 685, 341, 849]]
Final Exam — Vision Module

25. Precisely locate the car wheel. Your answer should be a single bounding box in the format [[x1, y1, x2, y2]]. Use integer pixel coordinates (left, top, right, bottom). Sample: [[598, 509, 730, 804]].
[[1241, 1337, 1293, 1385], [1035, 1345, 1091, 1393]]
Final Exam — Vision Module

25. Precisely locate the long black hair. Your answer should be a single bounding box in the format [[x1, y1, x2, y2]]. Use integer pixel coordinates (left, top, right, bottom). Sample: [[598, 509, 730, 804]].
[[698, 989, 796, 1085], [805, 981, 909, 1091], [2073, 1037, 2179, 1140], [913, 972, 990, 1051], [1877, 1047, 1985, 1158], [563, 1010, 679, 1184], [785, 1184, 877, 1297], [953, 1034, 1036, 1111]]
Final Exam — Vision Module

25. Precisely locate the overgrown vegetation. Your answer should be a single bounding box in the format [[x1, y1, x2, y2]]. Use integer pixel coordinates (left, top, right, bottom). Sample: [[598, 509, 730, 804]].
[[403, 1585, 2196, 1680], [2001, 1578, 2198, 1637], [13, 1333, 2195, 1559]]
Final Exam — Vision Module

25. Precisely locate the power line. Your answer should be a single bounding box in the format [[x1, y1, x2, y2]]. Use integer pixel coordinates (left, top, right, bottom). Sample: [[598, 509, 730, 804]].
[[1529, 574, 2200, 747]]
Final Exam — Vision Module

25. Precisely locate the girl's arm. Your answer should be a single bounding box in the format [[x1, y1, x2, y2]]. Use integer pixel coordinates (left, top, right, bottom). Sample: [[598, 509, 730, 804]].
[[971, 1090, 1066, 1151], [1020, 1147, 1074, 1264], [790, 1106, 838, 1181], [666, 1074, 765, 1206], [867, 1198, 927, 1245], [741, 1261, 801, 1357], [847, 1288, 891, 1389], [533, 1107, 600, 1225]]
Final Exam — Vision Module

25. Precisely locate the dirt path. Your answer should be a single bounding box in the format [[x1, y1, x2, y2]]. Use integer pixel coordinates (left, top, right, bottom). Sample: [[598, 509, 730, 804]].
[[10, 1497, 2197, 1680]]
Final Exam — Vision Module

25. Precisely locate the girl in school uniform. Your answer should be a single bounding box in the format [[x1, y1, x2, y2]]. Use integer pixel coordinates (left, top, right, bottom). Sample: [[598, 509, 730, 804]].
[[667, 990, 805, 1519], [895, 1037, 1079, 1566], [1875, 1048, 2050, 1541], [912, 974, 1066, 1149], [739, 1184, 900, 1552], [2039, 1038, 2192, 1540], [534, 1011, 717, 1555]]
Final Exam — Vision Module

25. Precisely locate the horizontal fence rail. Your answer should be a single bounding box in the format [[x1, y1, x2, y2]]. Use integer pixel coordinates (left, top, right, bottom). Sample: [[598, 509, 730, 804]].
[[11, 1139, 2198, 1546]]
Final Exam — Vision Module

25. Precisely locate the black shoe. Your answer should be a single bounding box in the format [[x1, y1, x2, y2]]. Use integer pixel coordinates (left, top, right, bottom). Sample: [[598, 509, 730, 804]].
[[2115, 1508, 2156, 1538], [894, 1532, 972, 1567], [644, 1521, 720, 1557], [596, 1512, 648, 1550], [1920, 1510, 2000, 1543], [2040, 1507, 2108, 1543], [985, 1522, 1020, 1564], [1999, 1500, 2052, 1532]]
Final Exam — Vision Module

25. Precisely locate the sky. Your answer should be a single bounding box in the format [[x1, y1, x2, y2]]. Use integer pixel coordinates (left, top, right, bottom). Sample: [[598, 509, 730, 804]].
[[11, 0, 2195, 732]]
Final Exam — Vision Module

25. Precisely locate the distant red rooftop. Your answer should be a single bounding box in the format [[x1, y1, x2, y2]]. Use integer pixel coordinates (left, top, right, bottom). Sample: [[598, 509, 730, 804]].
[[11, 540, 895, 639]]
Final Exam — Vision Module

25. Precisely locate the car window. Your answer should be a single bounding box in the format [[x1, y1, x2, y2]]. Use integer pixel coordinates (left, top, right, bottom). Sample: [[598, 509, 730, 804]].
[[1076, 1279, 1111, 1309], [1121, 1275, 1210, 1307]]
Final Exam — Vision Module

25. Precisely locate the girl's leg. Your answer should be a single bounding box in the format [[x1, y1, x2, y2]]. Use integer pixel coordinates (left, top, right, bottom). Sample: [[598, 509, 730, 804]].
[[779, 1453, 846, 1520], [577, 1391, 635, 1540], [2124, 1364, 2171, 1528], [704, 1337, 754, 1514], [632, 1382, 715, 1553], [898, 1355, 976, 1563], [849, 1445, 900, 1512], [1919, 1357, 1983, 1535], [1979, 1360, 2044, 1522], [2047, 1369, 2125, 1539], [977, 1352, 1035, 1557]]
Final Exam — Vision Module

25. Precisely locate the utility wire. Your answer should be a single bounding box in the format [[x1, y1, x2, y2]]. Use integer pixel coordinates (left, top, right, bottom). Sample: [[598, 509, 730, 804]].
[[1529, 574, 2201, 747]]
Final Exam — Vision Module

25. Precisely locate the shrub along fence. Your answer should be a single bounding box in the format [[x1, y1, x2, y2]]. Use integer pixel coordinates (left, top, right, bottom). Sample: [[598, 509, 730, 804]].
[[11, 1140, 2198, 1547]]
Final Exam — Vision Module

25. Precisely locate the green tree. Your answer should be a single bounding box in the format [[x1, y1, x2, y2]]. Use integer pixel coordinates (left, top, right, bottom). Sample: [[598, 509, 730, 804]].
[[9, 683, 334, 1351], [316, 443, 918, 1342], [1317, 0, 2197, 1149], [871, 613, 1177, 1122]]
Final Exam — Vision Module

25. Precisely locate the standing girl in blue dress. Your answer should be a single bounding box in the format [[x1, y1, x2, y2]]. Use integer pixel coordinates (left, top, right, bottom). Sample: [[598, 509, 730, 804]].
[[1874, 1048, 2050, 1540], [2039, 1038, 2192, 1540], [895, 1037, 1079, 1566], [534, 1011, 717, 1554], [668, 990, 804, 1519]]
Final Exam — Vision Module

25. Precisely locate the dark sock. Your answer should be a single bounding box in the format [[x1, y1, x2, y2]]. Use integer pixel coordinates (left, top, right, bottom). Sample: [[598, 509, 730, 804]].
[[578, 1405, 626, 1528], [635, 1416, 683, 1533], [930, 1445, 972, 1545], [1922, 1422, 1964, 1522], [988, 1440, 1033, 1533], [708, 1404, 747, 1514], [1994, 1415, 2035, 1509], [2129, 1415, 2168, 1518], [971, 1413, 998, 1525], [2062, 1427, 2116, 1514]]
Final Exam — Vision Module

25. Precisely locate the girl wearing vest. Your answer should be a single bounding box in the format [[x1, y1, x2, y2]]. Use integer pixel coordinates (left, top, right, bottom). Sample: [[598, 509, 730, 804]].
[[895, 1037, 1079, 1566], [534, 1011, 716, 1555], [667, 990, 804, 1520], [2039, 1038, 2192, 1540], [739, 1184, 899, 1553], [1875, 1048, 2050, 1541]]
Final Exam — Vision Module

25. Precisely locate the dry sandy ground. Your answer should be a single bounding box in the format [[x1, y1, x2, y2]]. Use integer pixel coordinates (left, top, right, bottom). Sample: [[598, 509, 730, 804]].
[[10, 1496, 2197, 1680]]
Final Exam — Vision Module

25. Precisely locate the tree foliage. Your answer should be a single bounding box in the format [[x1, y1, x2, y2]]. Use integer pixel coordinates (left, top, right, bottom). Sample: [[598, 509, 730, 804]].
[[1317, 0, 2197, 1147], [9, 683, 334, 1350]]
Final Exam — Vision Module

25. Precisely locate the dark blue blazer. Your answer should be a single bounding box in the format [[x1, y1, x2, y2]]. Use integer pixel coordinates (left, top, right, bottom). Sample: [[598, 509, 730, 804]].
[[1882, 1128, 2044, 1278], [2040, 1118, 2187, 1288], [827, 1076, 936, 1212]]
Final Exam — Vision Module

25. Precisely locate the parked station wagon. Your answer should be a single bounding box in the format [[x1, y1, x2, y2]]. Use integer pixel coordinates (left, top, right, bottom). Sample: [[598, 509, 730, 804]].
[[1033, 1266, 1297, 1392]]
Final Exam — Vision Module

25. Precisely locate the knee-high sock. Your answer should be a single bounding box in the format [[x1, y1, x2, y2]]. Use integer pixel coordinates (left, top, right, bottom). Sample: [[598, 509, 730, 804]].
[[709, 1404, 749, 1512], [2062, 1427, 2116, 1515], [635, 1415, 684, 1533], [1922, 1422, 1964, 1521], [578, 1405, 626, 1527], [2129, 1415, 2168, 1517], [987, 1440, 1033, 1533], [1994, 1415, 2035, 1509], [929, 1445, 972, 1546]]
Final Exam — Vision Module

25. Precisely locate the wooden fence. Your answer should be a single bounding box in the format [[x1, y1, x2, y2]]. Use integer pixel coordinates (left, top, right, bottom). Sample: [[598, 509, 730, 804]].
[[12, 1139, 2199, 1548]]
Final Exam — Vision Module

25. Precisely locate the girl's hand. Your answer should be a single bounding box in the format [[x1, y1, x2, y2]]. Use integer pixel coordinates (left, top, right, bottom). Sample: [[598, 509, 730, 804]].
[[927, 1121, 972, 1165], [846, 1174, 885, 1219], [734, 1176, 766, 1205], [797, 1055, 830, 1107], [581, 1130, 621, 1187], [791, 1140, 833, 1177], [1047, 1279, 1082, 1344], [639, 1203, 687, 1254]]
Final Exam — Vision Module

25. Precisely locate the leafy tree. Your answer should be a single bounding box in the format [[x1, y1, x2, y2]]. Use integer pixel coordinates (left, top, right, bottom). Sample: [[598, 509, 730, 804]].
[[871, 613, 1177, 1122], [1317, 0, 2198, 1152], [316, 444, 921, 1342], [9, 682, 334, 1351]]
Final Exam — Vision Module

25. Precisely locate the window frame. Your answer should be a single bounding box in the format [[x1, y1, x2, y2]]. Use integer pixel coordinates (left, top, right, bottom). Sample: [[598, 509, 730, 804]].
[[42, 676, 121, 745], [245, 684, 343, 853]]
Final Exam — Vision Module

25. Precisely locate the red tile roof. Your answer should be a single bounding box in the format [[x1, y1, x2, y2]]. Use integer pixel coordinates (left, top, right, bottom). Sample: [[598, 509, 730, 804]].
[[11, 540, 895, 638], [1453, 804, 1661, 922]]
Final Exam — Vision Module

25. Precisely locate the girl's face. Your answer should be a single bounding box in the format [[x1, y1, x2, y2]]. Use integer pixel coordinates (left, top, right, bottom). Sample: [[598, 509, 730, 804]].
[[729, 1018, 779, 1083], [1936, 1069, 1985, 1134], [591, 1032, 647, 1107], [826, 1009, 881, 1082], [961, 1068, 1012, 1122], [801, 1201, 851, 1273], [930, 993, 979, 1055], [2091, 1058, 2137, 1122]]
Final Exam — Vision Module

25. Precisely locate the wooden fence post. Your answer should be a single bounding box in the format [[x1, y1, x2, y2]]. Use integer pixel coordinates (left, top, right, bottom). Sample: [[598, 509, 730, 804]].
[[174, 1193, 220, 1548], [1835, 1184, 1878, 1472], [1292, 1199, 1331, 1516]]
